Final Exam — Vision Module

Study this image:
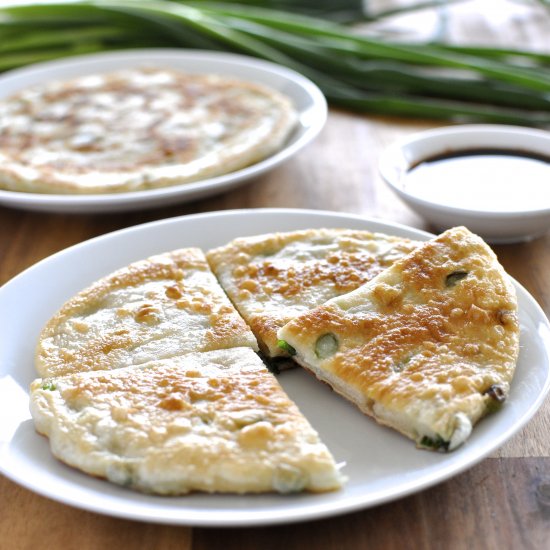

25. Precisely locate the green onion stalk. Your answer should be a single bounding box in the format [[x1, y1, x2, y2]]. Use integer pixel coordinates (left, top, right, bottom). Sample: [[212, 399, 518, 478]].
[[0, 0, 549, 125]]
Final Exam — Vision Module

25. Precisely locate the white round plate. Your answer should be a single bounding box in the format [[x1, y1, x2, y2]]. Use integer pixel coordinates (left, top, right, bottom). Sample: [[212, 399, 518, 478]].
[[1, 209, 549, 526], [0, 50, 326, 213]]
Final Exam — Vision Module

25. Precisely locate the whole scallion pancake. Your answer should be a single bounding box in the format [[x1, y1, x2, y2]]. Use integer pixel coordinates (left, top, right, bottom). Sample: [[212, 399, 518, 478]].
[[0, 68, 296, 194]]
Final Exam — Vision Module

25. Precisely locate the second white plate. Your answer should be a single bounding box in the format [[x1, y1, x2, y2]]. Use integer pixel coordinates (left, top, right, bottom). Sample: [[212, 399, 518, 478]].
[[1, 209, 549, 526], [0, 50, 327, 213]]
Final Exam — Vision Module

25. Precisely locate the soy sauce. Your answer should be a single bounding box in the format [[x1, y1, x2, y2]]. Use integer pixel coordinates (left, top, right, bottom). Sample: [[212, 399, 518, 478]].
[[403, 148, 550, 212]]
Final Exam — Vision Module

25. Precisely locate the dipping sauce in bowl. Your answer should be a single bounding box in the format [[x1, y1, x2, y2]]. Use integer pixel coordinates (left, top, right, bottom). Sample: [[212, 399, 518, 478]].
[[404, 149, 550, 212], [379, 125, 550, 243]]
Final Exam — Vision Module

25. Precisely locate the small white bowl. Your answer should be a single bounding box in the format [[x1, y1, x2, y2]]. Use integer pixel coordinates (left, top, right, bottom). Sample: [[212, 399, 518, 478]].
[[379, 125, 550, 244]]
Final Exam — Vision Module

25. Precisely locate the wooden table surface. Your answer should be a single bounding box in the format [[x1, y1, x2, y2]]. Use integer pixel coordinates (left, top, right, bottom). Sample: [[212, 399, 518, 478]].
[[1, 3, 549, 549]]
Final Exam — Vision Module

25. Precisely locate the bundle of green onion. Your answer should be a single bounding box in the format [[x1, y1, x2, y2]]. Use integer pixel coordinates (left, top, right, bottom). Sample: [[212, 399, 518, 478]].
[[1, 0, 549, 125]]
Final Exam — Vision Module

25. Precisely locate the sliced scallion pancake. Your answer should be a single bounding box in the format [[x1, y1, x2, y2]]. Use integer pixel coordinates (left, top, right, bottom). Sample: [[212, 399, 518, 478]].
[[278, 227, 520, 451]]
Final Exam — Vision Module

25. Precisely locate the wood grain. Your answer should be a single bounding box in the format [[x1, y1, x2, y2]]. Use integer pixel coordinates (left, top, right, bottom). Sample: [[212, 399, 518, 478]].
[[192, 458, 550, 550], [3, 458, 548, 550], [0, 476, 193, 550]]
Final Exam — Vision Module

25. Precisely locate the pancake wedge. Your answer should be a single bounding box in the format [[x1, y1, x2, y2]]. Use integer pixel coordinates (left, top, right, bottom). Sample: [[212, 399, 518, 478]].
[[278, 227, 520, 451], [30, 347, 344, 495], [36, 248, 258, 377], [0, 68, 296, 194], [207, 228, 419, 359]]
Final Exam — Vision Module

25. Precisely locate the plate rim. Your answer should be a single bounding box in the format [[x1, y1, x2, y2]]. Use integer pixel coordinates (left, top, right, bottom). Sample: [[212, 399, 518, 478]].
[[0, 49, 327, 213], [1, 208, 549, 527]]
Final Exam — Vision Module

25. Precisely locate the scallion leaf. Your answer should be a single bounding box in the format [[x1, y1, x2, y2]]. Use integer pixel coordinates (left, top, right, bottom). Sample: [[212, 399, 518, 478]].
[[0, 0, 548, 125]]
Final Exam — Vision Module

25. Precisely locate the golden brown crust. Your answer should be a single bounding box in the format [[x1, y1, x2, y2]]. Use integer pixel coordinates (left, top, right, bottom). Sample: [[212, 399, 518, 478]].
[[278, 227, 520, 450], [36, 248, 258, 377], [207, 228, 420, 357], [30, 224, 521, 500], [30, 348, 344, 494], [0, 68, 296, 194]]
